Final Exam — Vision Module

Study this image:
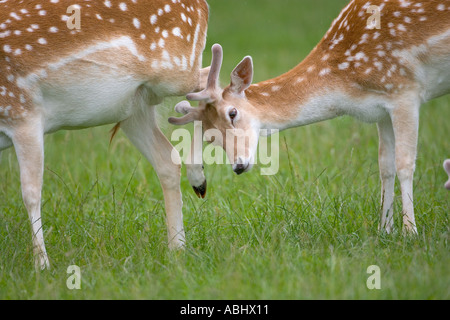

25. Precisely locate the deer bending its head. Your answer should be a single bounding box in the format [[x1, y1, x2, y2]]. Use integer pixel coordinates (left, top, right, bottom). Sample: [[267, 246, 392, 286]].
[[170, 0, 450, 234], [169, 44, 259, 177]]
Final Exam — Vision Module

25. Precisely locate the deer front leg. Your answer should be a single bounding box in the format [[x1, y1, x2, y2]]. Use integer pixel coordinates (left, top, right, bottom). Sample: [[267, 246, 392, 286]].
[[377, 116, 396, 233], [391, 102, 420, 234], [121, 104, 185, 249], [12, 118, 50, 270]]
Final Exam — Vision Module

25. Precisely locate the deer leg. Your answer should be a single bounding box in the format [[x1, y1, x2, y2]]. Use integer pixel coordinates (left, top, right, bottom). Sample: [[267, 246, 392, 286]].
[[12, 118, 50, 270], [121, 103, 185, 249], [377, 116, 396, 233], [390, 102, 420, 234]]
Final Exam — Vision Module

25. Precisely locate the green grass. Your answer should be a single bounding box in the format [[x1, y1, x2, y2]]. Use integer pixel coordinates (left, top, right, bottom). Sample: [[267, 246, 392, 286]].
[[1, 0, 449, 300]]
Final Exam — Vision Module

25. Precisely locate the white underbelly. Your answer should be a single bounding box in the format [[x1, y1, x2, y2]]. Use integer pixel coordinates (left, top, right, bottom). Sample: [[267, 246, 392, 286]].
[[338, 91, 390, 123], [415, 30, 450, 102], [420, 60, 450, 102], [41, 75, 143, 133]]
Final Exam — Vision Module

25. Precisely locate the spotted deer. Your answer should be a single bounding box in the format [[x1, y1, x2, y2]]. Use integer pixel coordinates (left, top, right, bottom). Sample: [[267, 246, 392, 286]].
[[0, 0, 210, 269], [170, 0, 450, 234]]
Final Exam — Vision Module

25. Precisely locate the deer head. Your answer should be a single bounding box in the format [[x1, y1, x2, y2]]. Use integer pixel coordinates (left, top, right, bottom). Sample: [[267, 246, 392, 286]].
[[169, 44, 261, 175]]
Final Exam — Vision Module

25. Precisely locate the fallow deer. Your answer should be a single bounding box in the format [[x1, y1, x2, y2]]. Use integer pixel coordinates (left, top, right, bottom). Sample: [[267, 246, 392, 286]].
[[0, 0, 210, 269], [170, 0, 450, 234]]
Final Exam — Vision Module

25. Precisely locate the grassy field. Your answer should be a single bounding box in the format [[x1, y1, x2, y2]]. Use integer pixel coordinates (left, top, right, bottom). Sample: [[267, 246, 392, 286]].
[[1, 0, 449, 300]]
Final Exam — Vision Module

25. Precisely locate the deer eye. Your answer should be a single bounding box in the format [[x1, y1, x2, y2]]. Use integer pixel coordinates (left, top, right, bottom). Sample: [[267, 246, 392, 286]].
[[229, 108, 238, 121]]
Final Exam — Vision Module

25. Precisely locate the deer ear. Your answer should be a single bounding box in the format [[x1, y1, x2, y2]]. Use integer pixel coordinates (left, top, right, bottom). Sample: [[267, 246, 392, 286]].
[[230, 56, 253, 96]]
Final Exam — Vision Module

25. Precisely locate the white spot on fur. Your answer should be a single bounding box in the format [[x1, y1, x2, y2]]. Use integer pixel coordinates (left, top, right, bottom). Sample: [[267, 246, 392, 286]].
[[338, 62, 349, 70], [319, 68, 331, 76], [172, 27, 182, 37], [119, 3, 127, 11], [374, 61, 383, 71], [133, 18, 140, 29]]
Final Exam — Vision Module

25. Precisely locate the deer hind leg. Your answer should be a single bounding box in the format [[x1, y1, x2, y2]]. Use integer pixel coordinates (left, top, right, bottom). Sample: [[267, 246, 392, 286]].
[[390, 100, 420, 234], [12, 117, 50, 270], [377, 116, 396, 233], [120, 96, 185, 249]]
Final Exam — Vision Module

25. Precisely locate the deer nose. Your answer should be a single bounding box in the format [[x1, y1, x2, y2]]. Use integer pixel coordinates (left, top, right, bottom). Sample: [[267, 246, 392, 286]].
[[233, 163, 249, 175], [233, 164, 246, 175]]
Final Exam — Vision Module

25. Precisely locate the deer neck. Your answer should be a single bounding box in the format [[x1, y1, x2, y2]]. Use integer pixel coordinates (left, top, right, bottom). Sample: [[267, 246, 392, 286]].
[[244, 51, 346, 132]]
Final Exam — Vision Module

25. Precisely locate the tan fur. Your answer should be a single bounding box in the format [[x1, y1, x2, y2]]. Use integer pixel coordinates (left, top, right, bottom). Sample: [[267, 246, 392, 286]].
[[0, 0, 209, 123]]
